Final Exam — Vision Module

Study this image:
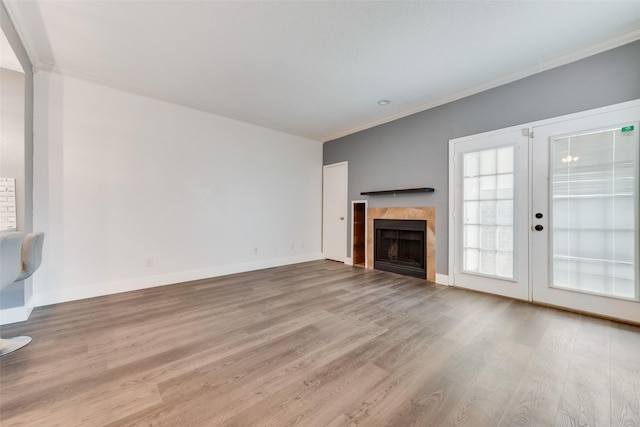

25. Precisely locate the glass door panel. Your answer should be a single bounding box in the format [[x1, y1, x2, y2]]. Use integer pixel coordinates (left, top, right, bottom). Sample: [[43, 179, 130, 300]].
[[462, 146, 515, 279], [531, 104, 640, 323], [551, 127, 636, 299]]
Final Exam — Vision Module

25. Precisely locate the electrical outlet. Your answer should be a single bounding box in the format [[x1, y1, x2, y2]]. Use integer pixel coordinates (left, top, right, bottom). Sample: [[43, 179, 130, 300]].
[[145, 257, 154, 267]]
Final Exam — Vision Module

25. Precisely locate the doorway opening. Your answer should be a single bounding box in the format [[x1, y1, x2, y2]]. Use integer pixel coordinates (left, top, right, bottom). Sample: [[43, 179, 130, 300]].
[[352, 201, 366, 267]]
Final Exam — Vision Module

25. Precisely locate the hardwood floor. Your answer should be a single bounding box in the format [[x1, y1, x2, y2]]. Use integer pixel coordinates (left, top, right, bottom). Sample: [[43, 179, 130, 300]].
[[1, 260, 639, 426]]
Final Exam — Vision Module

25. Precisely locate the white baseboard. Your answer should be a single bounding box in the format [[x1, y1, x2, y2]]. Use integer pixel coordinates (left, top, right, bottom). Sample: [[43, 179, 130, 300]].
[[0, 295, 35, 325], [435, 273, 450, 286], [34, 253, 324, 307], [344, 256, 353, 266]]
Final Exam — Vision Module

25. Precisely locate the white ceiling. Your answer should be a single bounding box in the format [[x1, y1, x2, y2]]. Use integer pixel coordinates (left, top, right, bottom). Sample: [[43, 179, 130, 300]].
[[4, 1, 640, 141]]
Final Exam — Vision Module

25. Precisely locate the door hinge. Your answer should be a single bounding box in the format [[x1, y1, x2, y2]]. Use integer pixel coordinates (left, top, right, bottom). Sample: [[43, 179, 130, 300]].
[[521, 128, 533, 138]]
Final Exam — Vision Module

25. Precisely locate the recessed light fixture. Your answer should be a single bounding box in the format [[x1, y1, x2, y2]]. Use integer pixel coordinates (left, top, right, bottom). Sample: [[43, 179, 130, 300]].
[[562, 154, 580, 163], [377, 99, 390, 106]]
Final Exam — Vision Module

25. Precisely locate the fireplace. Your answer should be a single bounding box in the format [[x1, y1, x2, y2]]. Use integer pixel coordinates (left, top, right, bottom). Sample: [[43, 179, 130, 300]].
[[367, 207, 435, 282], [374, 219, 426, 279]]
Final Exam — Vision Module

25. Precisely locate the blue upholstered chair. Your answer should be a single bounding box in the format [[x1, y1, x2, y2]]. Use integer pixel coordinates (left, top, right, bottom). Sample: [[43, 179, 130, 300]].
[[0, 231, 45, 356], [16, 232, 45, 282]]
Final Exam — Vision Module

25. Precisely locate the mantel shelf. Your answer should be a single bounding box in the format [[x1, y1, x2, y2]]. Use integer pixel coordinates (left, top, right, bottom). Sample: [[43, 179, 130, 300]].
[[360, 187, 435, 196]]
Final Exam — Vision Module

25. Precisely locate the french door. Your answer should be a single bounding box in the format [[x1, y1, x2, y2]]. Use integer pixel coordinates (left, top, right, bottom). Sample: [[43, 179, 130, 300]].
[[531, 107, 640, 322], [451, 101, 640, 323], [450, 128, 530, 300]]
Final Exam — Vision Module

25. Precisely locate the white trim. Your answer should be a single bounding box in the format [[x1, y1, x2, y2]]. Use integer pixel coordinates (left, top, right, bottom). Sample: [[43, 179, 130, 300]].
[[324, 29, 640, 142], [34, 253, 323, 307], [448, 137, 457, 287], [0, 295, 35, 325], [324, 161, 349, 168], [344, 257, 354, 266], [527, 125, 534, 302], [435, 273, 449, 286]]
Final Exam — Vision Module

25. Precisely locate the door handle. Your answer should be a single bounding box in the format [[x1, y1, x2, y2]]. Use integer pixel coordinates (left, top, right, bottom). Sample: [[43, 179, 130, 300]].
[[534, 224, 543, 231]]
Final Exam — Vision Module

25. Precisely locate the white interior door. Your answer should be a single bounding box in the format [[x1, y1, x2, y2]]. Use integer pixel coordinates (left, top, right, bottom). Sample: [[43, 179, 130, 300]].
[[323, 162, 348, 262], [531, 106, 640, 322], [450, 128, 530, 300]]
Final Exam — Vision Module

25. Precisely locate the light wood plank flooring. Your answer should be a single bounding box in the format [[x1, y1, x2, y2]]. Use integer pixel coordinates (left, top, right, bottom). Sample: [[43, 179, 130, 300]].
[[1, 260, 639, 426]]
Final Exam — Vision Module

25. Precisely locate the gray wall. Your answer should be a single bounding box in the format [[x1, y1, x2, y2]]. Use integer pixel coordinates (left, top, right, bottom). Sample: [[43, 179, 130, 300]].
[[323, 40, 640, 276], [1, 2, 34, 308]]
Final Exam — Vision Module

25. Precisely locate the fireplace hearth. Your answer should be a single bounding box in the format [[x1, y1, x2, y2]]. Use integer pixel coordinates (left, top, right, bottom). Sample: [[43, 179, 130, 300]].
[[374, 219, 426, 279]]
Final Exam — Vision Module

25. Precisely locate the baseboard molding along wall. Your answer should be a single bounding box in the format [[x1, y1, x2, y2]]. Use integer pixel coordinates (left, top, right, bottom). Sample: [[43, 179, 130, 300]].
[[34, 253, 324, 307], [435, 273, 449, 286]]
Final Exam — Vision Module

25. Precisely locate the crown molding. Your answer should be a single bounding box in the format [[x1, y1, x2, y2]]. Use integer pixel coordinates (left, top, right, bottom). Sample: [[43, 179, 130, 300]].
[[7, 0, 640, 144], [323, 28, 640, 143]]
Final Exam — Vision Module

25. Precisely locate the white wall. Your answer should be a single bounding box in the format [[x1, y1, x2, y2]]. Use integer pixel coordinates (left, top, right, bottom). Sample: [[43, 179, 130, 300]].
[[33, 72, 323, 306], [0, 68, 24, 232], [0, 67, 29, 314]]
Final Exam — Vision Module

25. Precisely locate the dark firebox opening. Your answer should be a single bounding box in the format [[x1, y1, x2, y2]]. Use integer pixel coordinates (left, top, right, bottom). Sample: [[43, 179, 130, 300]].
[[374, 219, 426, 279]]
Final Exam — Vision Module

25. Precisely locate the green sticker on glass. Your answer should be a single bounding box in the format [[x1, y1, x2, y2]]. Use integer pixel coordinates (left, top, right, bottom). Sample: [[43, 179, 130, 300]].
[[621, 125, 635, 133]]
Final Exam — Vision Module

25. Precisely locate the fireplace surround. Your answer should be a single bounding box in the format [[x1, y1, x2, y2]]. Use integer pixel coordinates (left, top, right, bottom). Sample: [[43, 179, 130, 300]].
[[367, 207, 436, 282]]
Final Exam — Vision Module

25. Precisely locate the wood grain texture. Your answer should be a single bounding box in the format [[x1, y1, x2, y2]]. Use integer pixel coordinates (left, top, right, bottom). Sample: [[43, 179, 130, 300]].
[[352, 203, 366, 266], [1, 260, 639, 426]]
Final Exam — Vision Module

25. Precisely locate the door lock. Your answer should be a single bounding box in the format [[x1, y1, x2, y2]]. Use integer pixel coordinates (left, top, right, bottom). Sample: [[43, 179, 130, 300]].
[[535, 213, 543, 219], [534, 224, 544, 231]]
